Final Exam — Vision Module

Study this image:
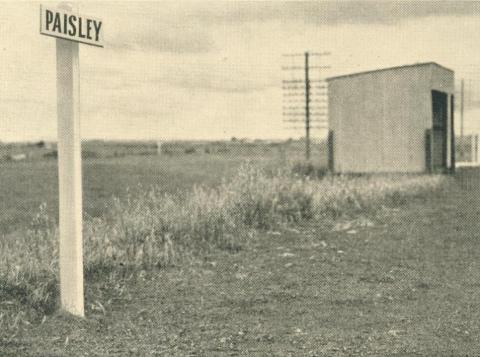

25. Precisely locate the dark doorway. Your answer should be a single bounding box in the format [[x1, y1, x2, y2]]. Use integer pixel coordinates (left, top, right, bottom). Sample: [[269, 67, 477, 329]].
[[431, 90, 448, 171]]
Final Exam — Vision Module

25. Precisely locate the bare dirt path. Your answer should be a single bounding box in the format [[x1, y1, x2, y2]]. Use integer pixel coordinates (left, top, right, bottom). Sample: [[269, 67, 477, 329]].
[[3, 169, 480, 356]]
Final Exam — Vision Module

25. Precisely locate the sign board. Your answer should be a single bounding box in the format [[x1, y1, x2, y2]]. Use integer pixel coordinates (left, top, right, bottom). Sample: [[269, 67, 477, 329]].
[[40, 5, 104, 47], [39, 2, 104, 317]]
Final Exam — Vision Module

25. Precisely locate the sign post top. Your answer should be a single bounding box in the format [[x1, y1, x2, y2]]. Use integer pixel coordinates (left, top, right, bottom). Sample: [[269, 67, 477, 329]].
[[40, 5, 104, 47]]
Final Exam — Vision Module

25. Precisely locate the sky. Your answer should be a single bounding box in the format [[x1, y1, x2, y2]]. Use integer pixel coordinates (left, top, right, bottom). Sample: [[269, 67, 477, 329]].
[[2, 1, 480, 142]]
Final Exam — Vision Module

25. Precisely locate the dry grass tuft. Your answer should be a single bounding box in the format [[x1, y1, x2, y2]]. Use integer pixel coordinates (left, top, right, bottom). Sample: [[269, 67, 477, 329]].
[[0, 162, 450, 316]]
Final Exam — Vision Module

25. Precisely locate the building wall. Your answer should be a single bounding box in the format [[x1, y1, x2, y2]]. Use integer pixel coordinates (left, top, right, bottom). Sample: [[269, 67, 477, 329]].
[[328, 63, 454, 173]]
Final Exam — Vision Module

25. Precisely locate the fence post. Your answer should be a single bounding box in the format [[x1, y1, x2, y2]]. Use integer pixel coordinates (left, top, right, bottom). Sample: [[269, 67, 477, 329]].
[[476, 135, 479, 163], [425, 129, 432, 173], [450, 94, 455, 173], [157, 141, 162, 156], [328, 130, 334, 173]]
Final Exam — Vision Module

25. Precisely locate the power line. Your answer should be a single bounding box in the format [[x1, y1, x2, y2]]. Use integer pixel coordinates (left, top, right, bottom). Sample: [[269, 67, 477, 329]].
[[283, 119, 328, 123], [284, 126, 328, 130], [282, 65, 331, 70], [282, 52, 331, 57], [282, 51, 330, 160]]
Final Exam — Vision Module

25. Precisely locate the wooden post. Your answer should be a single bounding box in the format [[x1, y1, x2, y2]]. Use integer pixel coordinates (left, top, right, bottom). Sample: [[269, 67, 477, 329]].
[[475, 134, 478, 163], [471, 134, 475, 163], [461, 79, 465, 139], [450, 94, 455, 173], [328, 130, 334, 173], [425, 129, 432, 173], [460, 79, 465, 161], [305, 52, 310, 161], [56, 3, 84, 317], [157, 140, 162, 156]]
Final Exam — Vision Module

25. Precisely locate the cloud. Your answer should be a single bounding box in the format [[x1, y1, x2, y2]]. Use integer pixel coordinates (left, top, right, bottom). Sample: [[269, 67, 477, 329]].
[[83, 2, 214, 53], [80, 49, 278, 95], [84, 1, 480, 54], [106, 27, 214, 54], [150, 70, 277, 94], [192, 1, 480, 25], [84, 63, 276, 94]]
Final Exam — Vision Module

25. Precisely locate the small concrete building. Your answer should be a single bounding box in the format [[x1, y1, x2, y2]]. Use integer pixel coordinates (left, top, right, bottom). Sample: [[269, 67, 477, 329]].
[[327, 62, 455, 173]]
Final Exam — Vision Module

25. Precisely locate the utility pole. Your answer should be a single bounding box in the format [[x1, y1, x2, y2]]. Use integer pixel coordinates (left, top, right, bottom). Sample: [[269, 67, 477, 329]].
[[282, 51, 330, 161], [460, 79, 465, 161], [461, 79, 465, 139], [305, 52, 311, 160], [157, 140, 162, 156]]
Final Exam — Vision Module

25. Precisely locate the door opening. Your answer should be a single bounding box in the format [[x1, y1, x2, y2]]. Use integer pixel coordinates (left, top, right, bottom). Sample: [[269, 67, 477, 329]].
[[431, 90, 448, 172]]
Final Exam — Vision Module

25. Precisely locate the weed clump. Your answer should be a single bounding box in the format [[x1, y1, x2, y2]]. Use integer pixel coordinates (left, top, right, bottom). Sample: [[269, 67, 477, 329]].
[[0, 162, 449, 316]]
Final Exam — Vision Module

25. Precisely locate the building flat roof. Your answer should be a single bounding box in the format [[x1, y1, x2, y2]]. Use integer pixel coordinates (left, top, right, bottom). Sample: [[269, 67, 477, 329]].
[[326, 62, 454, 82]]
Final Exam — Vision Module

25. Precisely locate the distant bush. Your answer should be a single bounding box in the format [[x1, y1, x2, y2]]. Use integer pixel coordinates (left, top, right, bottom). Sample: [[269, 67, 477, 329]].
[[291, 161, 329, 179], [162, 147, 174, 156], [184, 147, 196, 154], [82, 150, 100, 159], [43, 150, 100, 159], [113, 151, 126, 158], [0, 162, 449, 317], [137, 150, 155, 156], [43, 151, 57, 159], [217, 146, 230, 153]]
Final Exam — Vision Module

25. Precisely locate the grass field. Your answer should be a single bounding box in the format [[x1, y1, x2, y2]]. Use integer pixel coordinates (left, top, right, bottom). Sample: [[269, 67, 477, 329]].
[[0, 154, 255, 234], [0, 139, 326, 235], [3, 141, 479, 355]]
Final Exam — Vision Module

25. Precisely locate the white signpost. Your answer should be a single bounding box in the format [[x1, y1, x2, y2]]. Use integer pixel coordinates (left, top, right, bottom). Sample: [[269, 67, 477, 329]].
[[40, 4, 103, 317]]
